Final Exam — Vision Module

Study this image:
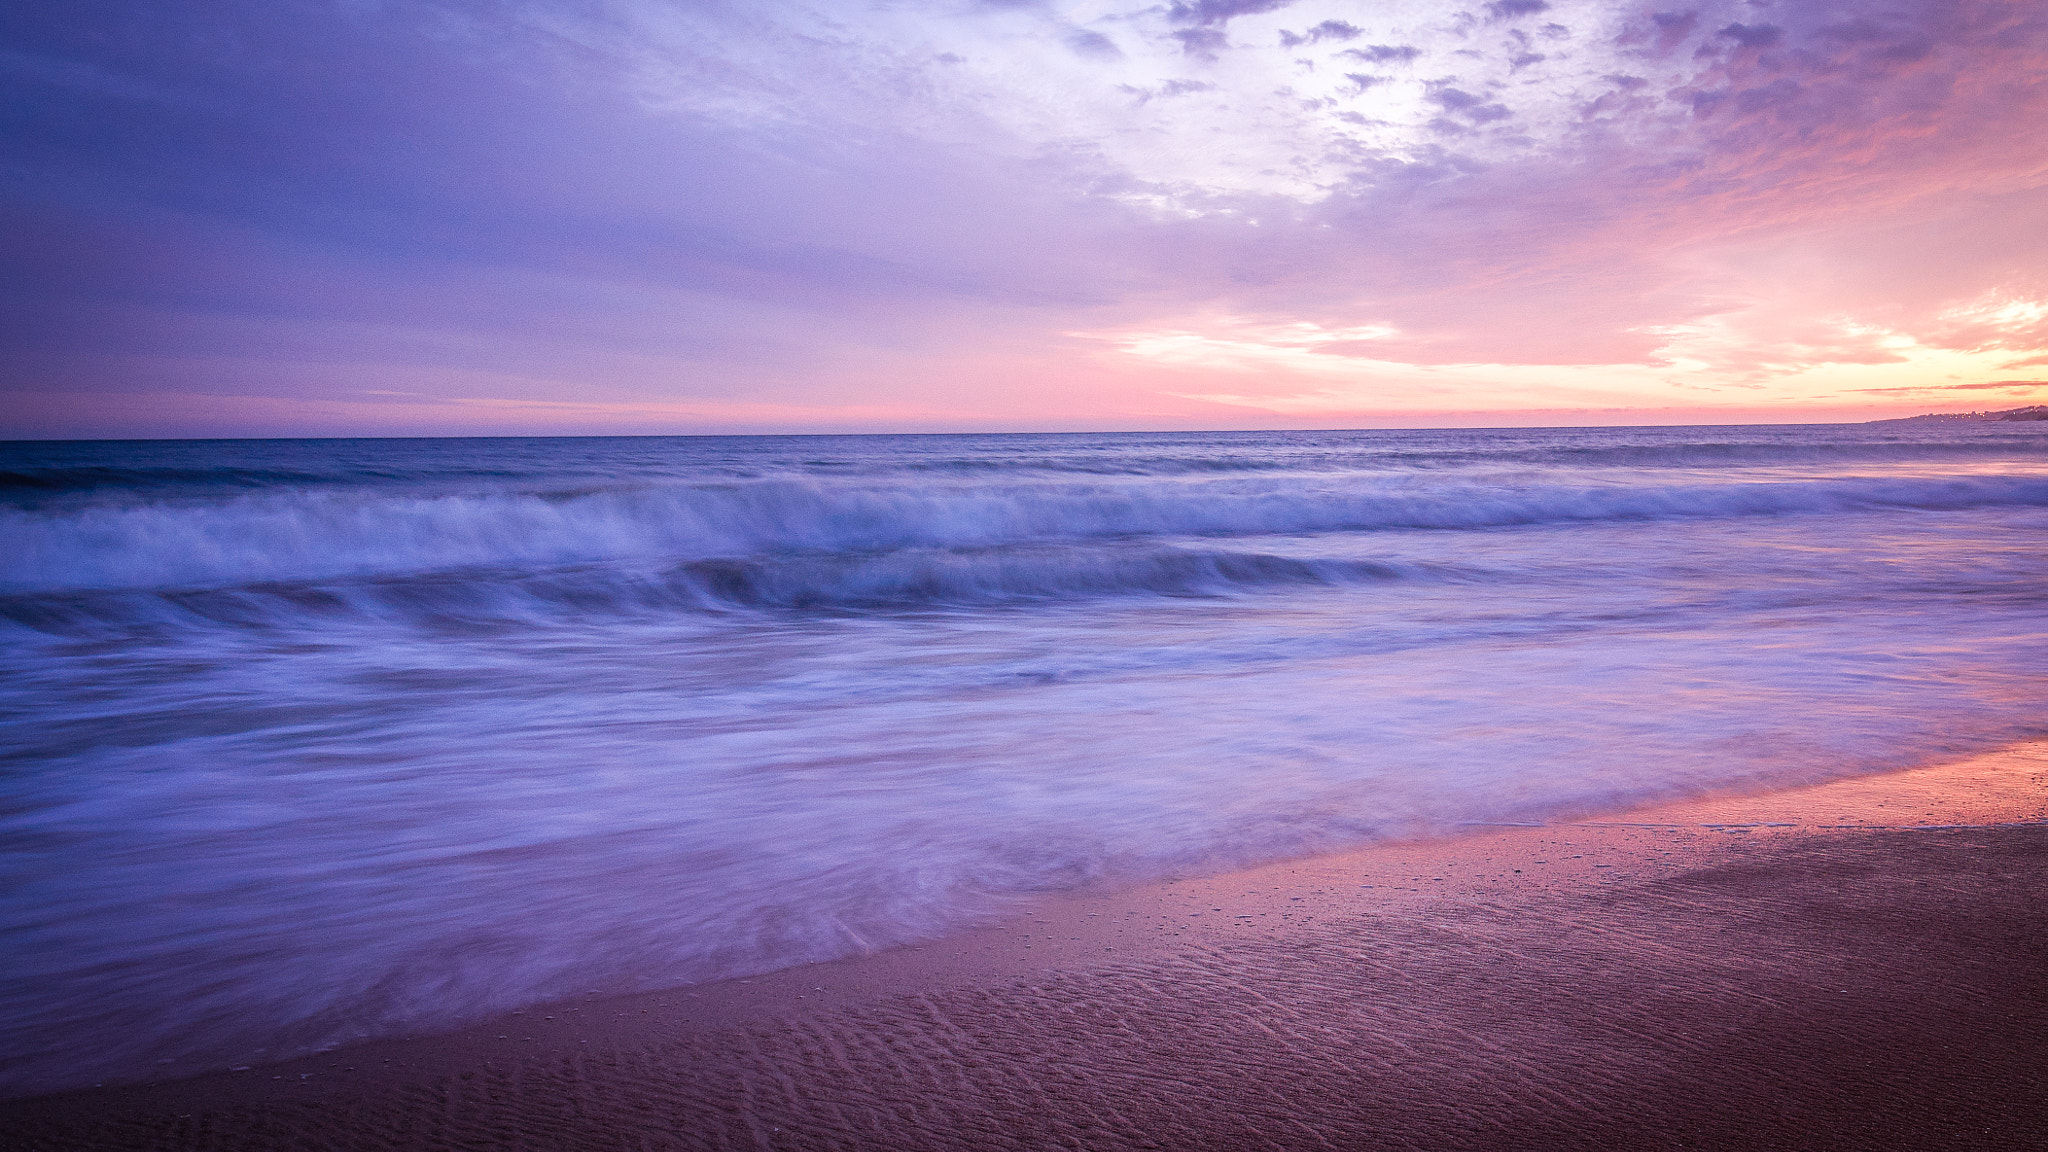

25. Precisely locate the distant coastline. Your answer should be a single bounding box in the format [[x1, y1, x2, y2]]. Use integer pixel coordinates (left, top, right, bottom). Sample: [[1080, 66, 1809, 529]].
[[1871, 403, 2048, 424]]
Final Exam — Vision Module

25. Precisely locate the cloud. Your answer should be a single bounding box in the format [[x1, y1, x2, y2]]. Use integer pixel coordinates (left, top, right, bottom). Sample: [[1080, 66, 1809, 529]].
[[1279, 20, 1362, 47], [1066, 30, 1123, 59], [1169, 0, 1297, 27], [1716, 22, 1784, 49], [7, 0, 2048, 435], [1427, 86, 1512, 122], [1851, 380, 2048, 394], [1339, 44, 1422, 64], [1171, 27, 1229, 56], [1119, 79, 1217, 103], [1635, 11, 1699, 56]]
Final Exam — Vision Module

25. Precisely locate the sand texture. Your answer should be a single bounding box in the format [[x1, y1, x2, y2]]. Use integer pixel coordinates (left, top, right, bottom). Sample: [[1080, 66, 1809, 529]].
[[5, 746, 2046, 1152]]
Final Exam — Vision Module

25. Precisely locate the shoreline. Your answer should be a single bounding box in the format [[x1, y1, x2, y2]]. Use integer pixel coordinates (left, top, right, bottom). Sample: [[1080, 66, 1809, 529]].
[[6, 744, 2046, 1150]]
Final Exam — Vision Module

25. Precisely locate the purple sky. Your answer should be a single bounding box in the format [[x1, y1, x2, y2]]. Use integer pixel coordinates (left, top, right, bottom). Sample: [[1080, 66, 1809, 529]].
[[5, 0, 2047, 437]]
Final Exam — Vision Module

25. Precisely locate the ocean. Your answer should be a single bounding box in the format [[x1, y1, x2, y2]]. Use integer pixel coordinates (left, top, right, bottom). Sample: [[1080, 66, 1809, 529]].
[[3, 424, 2045, 1096]]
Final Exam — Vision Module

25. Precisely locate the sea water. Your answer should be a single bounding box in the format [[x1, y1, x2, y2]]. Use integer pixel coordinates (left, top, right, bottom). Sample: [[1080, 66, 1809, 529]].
[[3, 425, 2045, 1094]]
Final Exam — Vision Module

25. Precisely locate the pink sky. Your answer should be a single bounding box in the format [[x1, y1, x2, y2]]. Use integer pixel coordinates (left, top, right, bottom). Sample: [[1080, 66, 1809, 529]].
[[5, 0, 2046, 437]]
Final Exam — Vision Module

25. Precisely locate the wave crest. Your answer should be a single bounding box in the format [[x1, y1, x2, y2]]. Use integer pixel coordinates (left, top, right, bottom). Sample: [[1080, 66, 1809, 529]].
[[4, 473, 2045, 595], [1, 545, 1427, 637]]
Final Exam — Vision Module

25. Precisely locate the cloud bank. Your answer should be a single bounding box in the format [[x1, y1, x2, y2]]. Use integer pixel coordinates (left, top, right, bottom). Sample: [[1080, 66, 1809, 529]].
[[4, 0, 2046, 435]]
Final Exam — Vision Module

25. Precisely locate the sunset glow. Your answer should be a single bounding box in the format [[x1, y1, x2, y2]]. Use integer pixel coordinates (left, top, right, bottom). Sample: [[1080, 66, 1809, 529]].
[[6, 0, 2047, 436], [9, 4, 2048, 1128]]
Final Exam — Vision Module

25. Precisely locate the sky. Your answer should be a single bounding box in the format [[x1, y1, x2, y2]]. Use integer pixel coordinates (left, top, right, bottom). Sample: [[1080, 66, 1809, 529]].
[[4, 0, 2047, 438]]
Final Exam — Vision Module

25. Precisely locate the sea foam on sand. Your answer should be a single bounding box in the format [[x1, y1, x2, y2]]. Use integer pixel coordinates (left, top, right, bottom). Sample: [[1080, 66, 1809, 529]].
[[8, 744, 2045, 1151]]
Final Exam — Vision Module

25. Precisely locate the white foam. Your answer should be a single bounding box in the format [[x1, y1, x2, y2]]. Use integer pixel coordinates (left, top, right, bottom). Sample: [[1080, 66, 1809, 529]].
[[5, 471, 2046, 594], [3, 428, 2045, 1096]]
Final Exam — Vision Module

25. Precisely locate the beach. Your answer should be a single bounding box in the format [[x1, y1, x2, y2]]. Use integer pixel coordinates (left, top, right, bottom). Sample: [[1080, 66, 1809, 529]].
[[5, 427, 2046, 1146], [7, 744, 2043, 1151], [14, 1, 2048, 1145]]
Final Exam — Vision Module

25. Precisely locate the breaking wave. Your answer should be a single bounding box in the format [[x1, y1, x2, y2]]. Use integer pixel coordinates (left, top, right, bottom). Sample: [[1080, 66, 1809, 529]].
[[7, 473, 2047, 595], [0, 546, 1432, 637], [6, 425, 2048, 1098]]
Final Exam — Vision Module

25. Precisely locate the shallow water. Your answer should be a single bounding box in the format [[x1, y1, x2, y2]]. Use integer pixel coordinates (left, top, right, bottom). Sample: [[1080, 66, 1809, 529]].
[[3, 424, 2045, 1095]]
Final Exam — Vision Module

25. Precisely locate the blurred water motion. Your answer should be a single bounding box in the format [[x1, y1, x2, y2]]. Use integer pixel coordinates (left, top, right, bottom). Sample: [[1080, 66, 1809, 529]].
[[3, 424, 2046, 1095]]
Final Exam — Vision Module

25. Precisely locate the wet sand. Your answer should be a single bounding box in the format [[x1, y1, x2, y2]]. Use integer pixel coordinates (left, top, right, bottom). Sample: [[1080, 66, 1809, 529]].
[[5, 745, 2046, 1151]]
